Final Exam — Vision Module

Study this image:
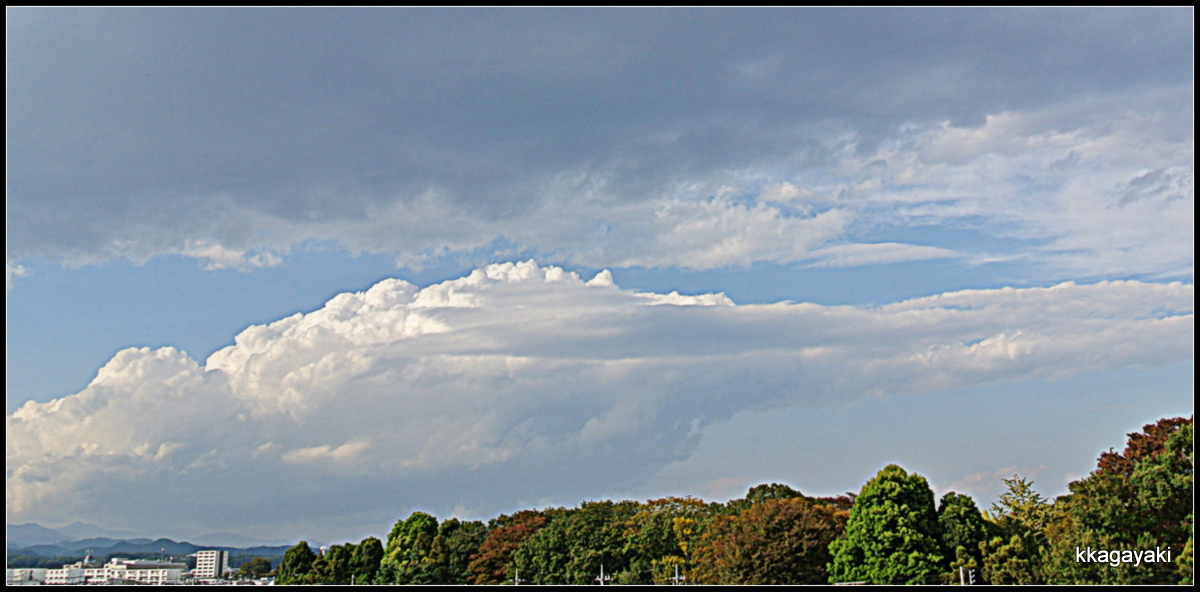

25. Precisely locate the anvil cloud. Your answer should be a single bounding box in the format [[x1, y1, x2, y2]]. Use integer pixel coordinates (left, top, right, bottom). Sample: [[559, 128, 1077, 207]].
[[7, 262, 1192, 536]]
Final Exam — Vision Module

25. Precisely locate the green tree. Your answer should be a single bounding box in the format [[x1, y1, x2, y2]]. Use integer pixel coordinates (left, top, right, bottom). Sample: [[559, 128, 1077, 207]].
[[1178, 535, 1193, 585], [979, 475, 1050, 585], [433, 518, 488, 584], [981, 533, 1042, 585], [378, 511, 440, 584], [513, 501, 637, 584], [989, 475, 1051, 533], [827, 464, 944, 584], [937, 492, 992, 581], [275, 541, 317, 585], [305, 549, 331, 585], [1129, 421, 1193, 553], [349, 536, 383, 585], [336, 543, 358, 583], [1041, 418, 1193, 584], [235, 557, 272, 579], [621, 496, 714, 584]]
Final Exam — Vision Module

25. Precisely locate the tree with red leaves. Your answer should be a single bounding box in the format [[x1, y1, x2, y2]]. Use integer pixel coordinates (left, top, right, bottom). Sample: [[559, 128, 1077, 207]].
[[466, 510, 549, 585]]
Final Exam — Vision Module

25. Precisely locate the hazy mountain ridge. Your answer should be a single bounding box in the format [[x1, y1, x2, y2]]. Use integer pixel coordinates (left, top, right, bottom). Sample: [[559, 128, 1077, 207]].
[[7, 522, 294, 554], [55, 521, 143, 541], [8, 538, 293, 566], [6, 523, 68, 546]]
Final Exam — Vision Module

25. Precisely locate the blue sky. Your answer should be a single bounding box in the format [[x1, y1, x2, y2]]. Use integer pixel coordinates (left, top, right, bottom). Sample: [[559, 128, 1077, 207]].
[[6, 8, 1193, 543]]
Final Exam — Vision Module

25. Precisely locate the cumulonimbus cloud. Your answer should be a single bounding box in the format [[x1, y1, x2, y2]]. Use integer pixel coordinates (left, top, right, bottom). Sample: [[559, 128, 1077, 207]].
[[5, 261, 1193, 536]]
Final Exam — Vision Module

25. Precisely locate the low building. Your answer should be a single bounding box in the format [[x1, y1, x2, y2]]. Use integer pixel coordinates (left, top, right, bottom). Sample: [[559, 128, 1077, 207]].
[[43, 555, 97, 585], [6, 568, 48, 584], [43, 555, 186, 585], [101, 558, 188, 584]]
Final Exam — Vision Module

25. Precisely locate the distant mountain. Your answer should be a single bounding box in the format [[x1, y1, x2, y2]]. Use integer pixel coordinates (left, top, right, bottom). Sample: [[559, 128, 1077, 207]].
[[55, 521, 144, 541], [6, 521, 152, 548], [57, 537, 154, 552], [189, 531, 293, 548], [6, 522, 296, 567], [7, 521, 294, 550], [8, 535, 292, 563], [106, 538, 203, 556], [7, 523, 69, 547]]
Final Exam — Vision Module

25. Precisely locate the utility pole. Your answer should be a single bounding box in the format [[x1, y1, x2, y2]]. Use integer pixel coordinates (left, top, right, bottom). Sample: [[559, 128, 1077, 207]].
[[959, 566, 965, 586], [595, 564, 611, 585], [513, 568, 526, 586]]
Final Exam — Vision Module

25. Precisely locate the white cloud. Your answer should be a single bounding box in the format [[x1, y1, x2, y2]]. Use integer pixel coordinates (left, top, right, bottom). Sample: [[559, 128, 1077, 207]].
[[181, 240, 283, 271], [6, 262, 1192, 536], [838, 91, 1194, 279], [281, 440, 371, 466], [6, 261, 29, 290], [803, 243, 960, 268], [938, 464, 1050, 503], [628, 197, 851, 268]]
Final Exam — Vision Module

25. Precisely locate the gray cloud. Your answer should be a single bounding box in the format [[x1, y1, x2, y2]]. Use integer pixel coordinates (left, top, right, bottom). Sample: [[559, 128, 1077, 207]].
[[7, 8, 1193, 275]]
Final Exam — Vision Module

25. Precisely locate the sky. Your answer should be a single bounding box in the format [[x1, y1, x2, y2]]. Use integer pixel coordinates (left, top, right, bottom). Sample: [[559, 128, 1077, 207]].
[[6, 8, 1194, 544]]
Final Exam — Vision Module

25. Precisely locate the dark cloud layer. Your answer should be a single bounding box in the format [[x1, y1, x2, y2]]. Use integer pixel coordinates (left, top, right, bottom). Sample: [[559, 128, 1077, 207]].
[[7, 8, 1193, 266]]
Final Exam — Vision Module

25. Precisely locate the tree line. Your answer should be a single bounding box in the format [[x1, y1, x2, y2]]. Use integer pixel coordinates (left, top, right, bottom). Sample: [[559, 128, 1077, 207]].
[[272, 416, 1192, 584]]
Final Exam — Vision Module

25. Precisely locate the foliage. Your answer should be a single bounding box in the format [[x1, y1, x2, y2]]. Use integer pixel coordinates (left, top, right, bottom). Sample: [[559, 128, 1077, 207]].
[[435, 518, 489, 584], [1041, 418, 1193, 584], [696, 497, 846, 584], [827, 464, 944, 584], [621, 496, 714, 584], [724, 482, 806, 514], [813, 493, 856, 512], [239, 416, 1191, 587], [235, 557, 273, 579], [275, 541, 317, 585], [377, 511, 443, 584], [1178, 535, 1193, 585], [988, 475, 1051, 534], [981, 533, 1042, 585], [349, 536, 383, 585], [937, 491, 993, 581], [467, 510, 549, 584], [512, 500, 638, 584], [977, 475, 1051, 584], [383, 511, 439, 566], [1097, 416, 1192, 477]]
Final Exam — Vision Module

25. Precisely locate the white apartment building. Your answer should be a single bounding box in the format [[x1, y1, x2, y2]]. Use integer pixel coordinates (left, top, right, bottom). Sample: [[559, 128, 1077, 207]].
[[194, 549, 231, 579]]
